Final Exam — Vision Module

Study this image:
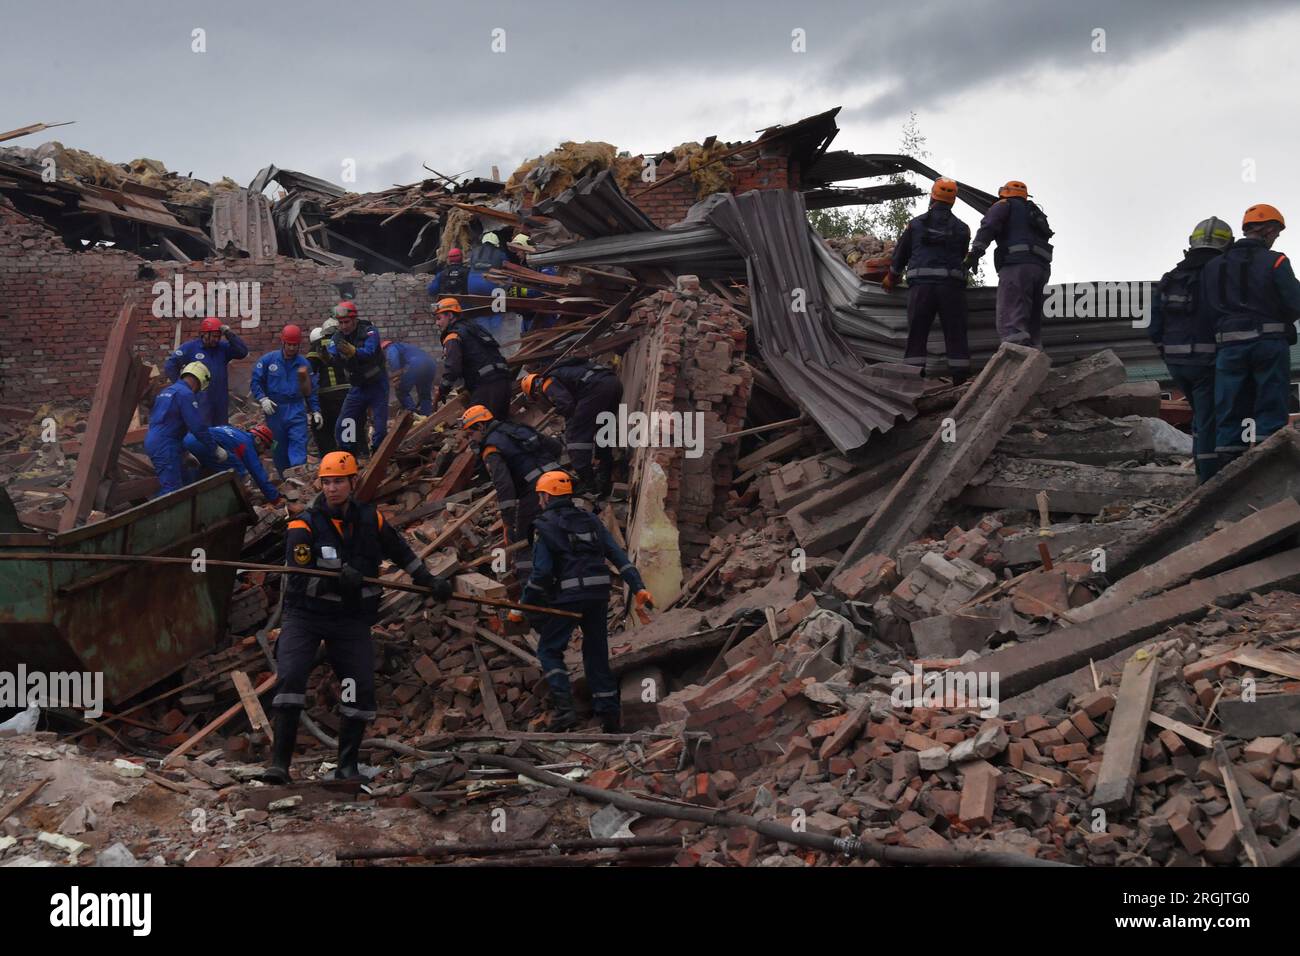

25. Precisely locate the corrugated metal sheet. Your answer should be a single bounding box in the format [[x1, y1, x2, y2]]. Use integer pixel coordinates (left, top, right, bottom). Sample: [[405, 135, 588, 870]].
[[528, 223, 743, 276], [706, 189, 924, 453], [534, 169, 657, 238], [210, 187, 277, 260]]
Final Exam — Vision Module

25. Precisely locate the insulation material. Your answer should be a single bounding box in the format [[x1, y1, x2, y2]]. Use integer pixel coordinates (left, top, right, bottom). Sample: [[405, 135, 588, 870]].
[[437, 206, 476, 261], [506, 141, 641, 205], [666, 141, 735, 199]]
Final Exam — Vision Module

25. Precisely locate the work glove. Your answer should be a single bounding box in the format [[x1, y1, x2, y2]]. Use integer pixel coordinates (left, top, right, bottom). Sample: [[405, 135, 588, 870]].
[[506, 609, 526, 624], [337, 339, 357, 359], [220, 323, 231, 335], [880, 271, 898, 292], [635, 589, 655, 611], [215, 446, 229, 463], [433, 387, 448, 407], [338, 564, 365, 600], [260, 397, 278, 416], [411, 567, 453, 600], [962, 251, 981, 272], [311, 411, 324, 429]]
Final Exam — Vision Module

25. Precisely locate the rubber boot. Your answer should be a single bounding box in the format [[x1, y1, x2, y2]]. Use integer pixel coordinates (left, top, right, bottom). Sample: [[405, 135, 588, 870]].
[[261, 708, 300, 784], [549, 689, 580, 732], [334, 717, 367, 781]]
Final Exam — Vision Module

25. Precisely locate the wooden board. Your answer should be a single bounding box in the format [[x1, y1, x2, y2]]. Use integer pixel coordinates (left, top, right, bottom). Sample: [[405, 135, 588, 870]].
[[474, 644, 508, 734], [231, 669, 274, 742], [1091, 649, 1160, 811], [1231, 647, 1300, 680]]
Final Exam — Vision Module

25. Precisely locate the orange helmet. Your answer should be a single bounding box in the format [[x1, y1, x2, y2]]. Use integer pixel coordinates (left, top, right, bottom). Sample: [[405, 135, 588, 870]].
[[521, 373, 540, 398], [435, 297, 462, 315], [461, 405, 494, 429], [1242, 204, 1285, 230], [998, 180, 1029, 199], [930, 178, 958, 204], [319, 451, 359, 477], [536, 471, 573, 496]]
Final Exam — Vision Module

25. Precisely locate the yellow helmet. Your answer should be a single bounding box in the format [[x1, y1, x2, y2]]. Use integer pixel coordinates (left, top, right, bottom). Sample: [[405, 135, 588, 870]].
[[181, 361, 211, 390], [461, 405, 494, 429], [319, 451, 359, 477], [536, 471, 573, 496]]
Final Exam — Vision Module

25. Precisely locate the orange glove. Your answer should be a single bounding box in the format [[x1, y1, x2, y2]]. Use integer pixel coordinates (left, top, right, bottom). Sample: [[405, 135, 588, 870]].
[[635, 589, 655, 611], [881, 271, 898, 292]]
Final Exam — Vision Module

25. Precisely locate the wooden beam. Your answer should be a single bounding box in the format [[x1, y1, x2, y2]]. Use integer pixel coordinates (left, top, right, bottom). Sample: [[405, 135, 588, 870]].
[[161, 673, 276, 767], [1231, 647, 1300, 680], [1091, 649, 1160, 811], [442, 615, 540, 668], [473, 644, 508, 734], [1214, 741, 1269, 867], [355, 411, 413, 502], [231, 670, 274, 743]]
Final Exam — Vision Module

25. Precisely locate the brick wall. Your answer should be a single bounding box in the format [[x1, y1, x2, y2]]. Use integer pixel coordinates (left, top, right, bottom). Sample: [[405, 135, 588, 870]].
[[629, 150, 793, 227], [0, 197, 441, 404]]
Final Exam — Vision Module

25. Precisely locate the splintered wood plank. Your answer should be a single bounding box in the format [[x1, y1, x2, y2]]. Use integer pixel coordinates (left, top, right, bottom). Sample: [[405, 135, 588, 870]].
[[474, 644, 508, 734], [231, 670, 274, 743], [1091, 649, 1160, 811]]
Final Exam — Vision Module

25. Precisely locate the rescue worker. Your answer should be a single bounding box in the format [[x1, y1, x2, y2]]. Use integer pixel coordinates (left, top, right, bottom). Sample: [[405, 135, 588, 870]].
[[522, 471, 653, 732], [1149, 217, 1234, 483], [164, 316, 249, 426], [883, 178, 972, 385], [506, 233, 536, 265], [468, 231, 508, 272], [433, 296, 512, 419], [263, 451, 453, 784], [144, 361, 222, 496], [383, 339, 439, 415], [183, 422, 283, 504], [461, 404, 564, 583], [425, 247, 469, 297], [521, 359, 623, 495], [1205, 204, 1300, 469], [329, 300, 389, 457], [251, 325, 321, 479], [965, 180, 1054, 349], [307, 321, 348, 454]]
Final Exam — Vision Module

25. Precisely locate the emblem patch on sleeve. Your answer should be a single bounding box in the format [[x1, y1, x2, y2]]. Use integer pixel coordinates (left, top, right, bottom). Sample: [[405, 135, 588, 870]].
[[293, 543, 312, 566]]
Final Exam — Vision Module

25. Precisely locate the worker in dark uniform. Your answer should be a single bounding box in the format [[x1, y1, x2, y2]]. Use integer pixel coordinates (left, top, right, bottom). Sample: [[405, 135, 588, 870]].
[[432, 296, 512, 420], [1205, 203, 1300, 470], [1149, 217, 1234, 483], [263, 451, 453, 783], [883, 177, 972, 385], [461, 404, 564, 586], [329, 300, 389, 458], [521, 359, 623, 495], [965, 180, 1054, 349], [522, 471, 653, 732], [426, 247, 470, 297], [307, 321, 349, 454]]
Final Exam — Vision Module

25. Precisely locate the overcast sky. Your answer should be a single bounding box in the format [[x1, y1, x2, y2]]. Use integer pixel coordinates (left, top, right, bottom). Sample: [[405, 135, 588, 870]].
[[6, 0, 1299, 281]]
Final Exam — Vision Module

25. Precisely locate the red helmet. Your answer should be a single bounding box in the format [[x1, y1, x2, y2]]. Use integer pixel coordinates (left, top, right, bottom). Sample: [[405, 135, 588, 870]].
[[200, 317, 222, 334], [281, 324, 303, 345], [249, 424, 273, 445], [447, 248, 463, 263], [333, 300, 358, 319]]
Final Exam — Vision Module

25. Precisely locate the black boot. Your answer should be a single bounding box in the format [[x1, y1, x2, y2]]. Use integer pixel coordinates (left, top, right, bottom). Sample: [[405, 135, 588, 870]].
[[261, 708, 300, 785], [549, 689, 580, 732], [599, 711, 622, 734], [334, 717, 367, 781]]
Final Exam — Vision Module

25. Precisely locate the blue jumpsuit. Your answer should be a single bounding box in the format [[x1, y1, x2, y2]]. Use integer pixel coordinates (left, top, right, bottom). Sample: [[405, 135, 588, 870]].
[[144, 380, 216, 496], [331, 322, 388, 455], [163, 332, 249, 426], [384, 343, 439, 414], [183, 425, 282, 502], [250, 349, 319, 474]]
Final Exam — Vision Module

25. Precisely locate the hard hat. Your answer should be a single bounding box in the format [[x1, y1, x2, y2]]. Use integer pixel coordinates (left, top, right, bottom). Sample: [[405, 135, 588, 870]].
[[535, 471, 573, 496], [333, 300, 359, 320], [447, 247, 463, 263], [521, 372, 540, 398], [930, 178, 959, 204], [309, 326, 323, 344], [181, 361, 211, 390], [250, 424, 274, 445], [998, 180, 1029, 199], [322, 317, 340, 335], [1243, 204, 1286, 230], [481, 232, 500, 247], [319, 451, 359, 477], [281, 324, 303, 345], [1189, 217, 1234, 251], [435, 296, 462, 315], [461, 404, 494, 429], [381, 339, 394, 350], [200, 317, 222, 334], [510, 233, 535, 251]]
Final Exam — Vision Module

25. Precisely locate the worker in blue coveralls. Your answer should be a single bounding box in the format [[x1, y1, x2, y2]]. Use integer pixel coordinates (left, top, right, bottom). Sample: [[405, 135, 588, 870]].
[[383, 339, 439, 415], [522, 470, 654, 733], [183, 422, 283, 504], [144, 361, 221, 496], [163, 316, 249, 426], [250, 324, 320, 479], [329, 300, 389, 457]]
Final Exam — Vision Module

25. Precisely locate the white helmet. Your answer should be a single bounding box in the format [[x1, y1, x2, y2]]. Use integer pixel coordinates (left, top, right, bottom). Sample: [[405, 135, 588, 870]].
[[322, 317, 340, 335], [309, 326, 324, 344]]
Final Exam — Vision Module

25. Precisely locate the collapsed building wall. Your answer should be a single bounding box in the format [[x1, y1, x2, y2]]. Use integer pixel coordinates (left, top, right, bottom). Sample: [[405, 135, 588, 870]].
[[0, 197, 440, 404]]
